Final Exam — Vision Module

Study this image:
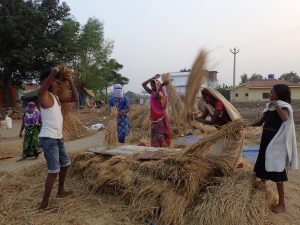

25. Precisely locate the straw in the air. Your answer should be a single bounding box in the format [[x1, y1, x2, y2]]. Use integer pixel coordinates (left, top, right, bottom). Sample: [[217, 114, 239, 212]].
[[184, 50, 208, 117]]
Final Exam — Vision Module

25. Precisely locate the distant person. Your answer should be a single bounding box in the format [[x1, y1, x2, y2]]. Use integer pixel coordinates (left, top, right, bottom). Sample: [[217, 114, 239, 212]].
[[194, 87, 244, 169], [142, 74, 170, 147], [195, 88, 231, 127], [249, 84, 298, 213], [108, 84, 130, 144], [38, 67, 78, 211], [18, 102, 42, 161]]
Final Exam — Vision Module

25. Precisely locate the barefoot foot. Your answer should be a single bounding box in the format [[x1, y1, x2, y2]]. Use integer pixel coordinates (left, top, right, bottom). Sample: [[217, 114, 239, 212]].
[[56, 190, 73, 198], [271, 205, 286, 213]]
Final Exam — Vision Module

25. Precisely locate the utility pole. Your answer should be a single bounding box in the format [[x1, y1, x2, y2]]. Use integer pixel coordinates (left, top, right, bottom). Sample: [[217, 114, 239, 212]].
[[230, 47, 239, 87]]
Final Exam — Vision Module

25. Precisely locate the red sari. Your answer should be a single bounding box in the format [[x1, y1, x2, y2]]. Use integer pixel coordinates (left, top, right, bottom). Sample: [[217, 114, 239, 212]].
[[150, 82, 170, 147]]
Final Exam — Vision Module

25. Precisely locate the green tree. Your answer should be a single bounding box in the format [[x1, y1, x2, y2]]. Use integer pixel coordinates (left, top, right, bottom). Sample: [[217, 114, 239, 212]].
[[249, 73, 263, 81], [279, 71, 300, 83], [240, 73, 248, 84], [216, 84, 231, 100], [0, 0, 71, 106], [76, 19, 128, 96], [99, 59, 129, 96]]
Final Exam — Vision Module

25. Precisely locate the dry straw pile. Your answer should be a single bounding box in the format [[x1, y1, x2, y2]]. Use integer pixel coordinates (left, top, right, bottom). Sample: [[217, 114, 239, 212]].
[[0, 156, 276, 225], [69, 119, 274, 225]]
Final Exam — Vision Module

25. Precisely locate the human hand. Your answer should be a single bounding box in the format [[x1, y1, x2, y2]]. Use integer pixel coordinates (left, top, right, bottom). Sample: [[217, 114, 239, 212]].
[[162, 80, 169, 86], [52, 67, 60, 74], [118, 111, 124, 117], [19, 132, 23, 138], [269, 101, 279, 110]]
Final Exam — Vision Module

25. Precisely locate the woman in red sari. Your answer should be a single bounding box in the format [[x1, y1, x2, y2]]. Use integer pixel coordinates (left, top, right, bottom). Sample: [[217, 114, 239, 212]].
[[142, 74, 170, 147]]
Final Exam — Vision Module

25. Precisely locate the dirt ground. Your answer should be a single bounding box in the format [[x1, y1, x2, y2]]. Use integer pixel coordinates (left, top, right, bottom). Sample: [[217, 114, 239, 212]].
[[0, 105, 300, 225]]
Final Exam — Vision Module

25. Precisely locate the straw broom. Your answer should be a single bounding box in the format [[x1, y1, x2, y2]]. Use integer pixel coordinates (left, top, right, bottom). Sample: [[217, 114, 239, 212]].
[[104, 107, 118, 147]]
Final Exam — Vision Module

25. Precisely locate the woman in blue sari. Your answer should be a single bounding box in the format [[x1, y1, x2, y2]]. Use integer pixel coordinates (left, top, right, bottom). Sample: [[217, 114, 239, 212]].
[[109, 84, 130, 143]]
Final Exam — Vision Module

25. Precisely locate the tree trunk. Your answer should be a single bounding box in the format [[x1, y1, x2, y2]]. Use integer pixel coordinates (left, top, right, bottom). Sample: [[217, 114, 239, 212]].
[[3, 72, 13, 108]]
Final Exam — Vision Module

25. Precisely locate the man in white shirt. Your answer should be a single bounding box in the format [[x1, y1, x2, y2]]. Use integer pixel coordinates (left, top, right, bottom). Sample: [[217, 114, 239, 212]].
[[38, 67, 78, 211]]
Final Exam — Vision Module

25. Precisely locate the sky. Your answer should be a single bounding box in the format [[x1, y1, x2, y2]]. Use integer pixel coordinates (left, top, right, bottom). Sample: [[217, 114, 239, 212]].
[[64, 0, 300, 93]]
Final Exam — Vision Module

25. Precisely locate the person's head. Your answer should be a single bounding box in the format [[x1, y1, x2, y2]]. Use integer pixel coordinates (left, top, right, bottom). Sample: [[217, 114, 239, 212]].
[[150, 80, 157, 92], [270, 84, 291, 103], [150, 79, 161, 92], [26, 102, 36, 113], [201, 88, 215, 104], [113, 83, 123, 98], [39, 68, 58, 92]]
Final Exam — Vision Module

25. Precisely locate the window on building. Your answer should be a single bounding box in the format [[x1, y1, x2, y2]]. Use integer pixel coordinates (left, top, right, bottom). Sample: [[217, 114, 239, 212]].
[[235, 93, 238, 97], [245, 93, 248, 97], [262, 93, 269, 99]]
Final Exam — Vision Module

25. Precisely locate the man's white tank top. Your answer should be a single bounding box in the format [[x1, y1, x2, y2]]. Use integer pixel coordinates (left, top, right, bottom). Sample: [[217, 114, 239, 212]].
[[39, 93, 63, 139]]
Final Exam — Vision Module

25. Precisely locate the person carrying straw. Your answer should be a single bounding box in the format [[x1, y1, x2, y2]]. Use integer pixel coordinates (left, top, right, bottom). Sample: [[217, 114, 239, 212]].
[[38, 67, 78, 211], [108, 84, 130, 144], [142, 74, 170, 147]]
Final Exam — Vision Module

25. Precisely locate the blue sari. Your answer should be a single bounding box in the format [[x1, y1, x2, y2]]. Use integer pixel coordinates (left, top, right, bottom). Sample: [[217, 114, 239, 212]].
[[109, 96, 130, 143]]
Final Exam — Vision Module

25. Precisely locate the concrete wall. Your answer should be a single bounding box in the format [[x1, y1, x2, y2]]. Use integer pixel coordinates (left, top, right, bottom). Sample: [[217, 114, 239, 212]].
[[231, 86, 300, 102]]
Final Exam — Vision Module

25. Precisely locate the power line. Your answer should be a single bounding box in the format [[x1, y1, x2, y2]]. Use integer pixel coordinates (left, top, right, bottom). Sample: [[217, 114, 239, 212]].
[[236, 26, 300, 48]]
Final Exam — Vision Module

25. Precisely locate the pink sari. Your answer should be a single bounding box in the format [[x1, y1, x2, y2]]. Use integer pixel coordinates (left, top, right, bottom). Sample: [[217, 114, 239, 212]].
[[150, 82, 170, 147]]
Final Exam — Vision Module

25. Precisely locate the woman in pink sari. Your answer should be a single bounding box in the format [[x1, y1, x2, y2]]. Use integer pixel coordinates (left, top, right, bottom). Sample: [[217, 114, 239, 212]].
[[142, 74, 170, 147]]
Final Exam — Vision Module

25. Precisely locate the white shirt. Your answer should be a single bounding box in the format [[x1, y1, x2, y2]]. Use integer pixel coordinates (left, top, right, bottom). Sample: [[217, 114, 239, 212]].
[[39, 93, 63, 139]]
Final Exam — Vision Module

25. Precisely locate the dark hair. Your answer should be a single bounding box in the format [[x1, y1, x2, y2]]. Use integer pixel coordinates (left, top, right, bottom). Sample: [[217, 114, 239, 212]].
[[273, 84, 291, 103], [39, 68, 51, 83]]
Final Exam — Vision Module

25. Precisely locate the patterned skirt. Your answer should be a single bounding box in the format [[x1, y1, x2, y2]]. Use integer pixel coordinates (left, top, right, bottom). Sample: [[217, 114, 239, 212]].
[[23, 125, 42, 158], [151, 118, 170, 147]]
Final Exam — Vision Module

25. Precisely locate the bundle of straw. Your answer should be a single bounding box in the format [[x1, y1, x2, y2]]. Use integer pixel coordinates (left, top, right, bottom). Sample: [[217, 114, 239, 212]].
[[183, 119, 246, 157], [190, 120, 216, 134], [104, 107, 118, 147], [54, 65, 90, 141], [161, 73, 187, 126], [184, 50, 208, 118]]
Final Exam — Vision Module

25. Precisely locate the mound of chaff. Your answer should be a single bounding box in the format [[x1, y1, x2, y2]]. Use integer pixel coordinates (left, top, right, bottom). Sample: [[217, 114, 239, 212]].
[[71, 119, 274, 225]]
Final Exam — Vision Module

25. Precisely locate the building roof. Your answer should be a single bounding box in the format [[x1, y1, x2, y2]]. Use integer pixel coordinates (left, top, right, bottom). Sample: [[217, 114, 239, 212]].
[[231, 80, 300, 89]]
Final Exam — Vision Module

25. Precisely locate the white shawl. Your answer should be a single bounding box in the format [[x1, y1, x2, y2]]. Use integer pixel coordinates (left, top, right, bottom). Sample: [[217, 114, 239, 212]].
[[264, 100, 298, 172]]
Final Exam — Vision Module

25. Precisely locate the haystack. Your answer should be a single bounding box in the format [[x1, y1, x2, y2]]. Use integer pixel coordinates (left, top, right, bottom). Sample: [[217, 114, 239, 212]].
[[69, 119, 271, 225]]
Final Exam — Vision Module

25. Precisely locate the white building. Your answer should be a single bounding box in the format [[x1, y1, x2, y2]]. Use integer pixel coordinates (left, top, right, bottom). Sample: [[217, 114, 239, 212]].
[[169, 70, 218, 96]]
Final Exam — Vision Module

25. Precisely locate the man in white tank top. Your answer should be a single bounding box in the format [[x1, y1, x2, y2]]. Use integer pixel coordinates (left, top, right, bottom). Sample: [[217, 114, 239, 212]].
[[38, 67, 78, 211]]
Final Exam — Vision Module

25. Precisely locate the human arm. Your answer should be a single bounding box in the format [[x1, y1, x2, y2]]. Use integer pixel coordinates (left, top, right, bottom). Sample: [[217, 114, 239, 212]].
[[142, 74, 160, 94], [38, 67, 59, 108], [270, 101, 289, 121], [194, 108, 210, 124], [248, 114, 266, 127], [38, 67, 59, 96], [118, 97, 130, 117], [58, 75, 79, 103]]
